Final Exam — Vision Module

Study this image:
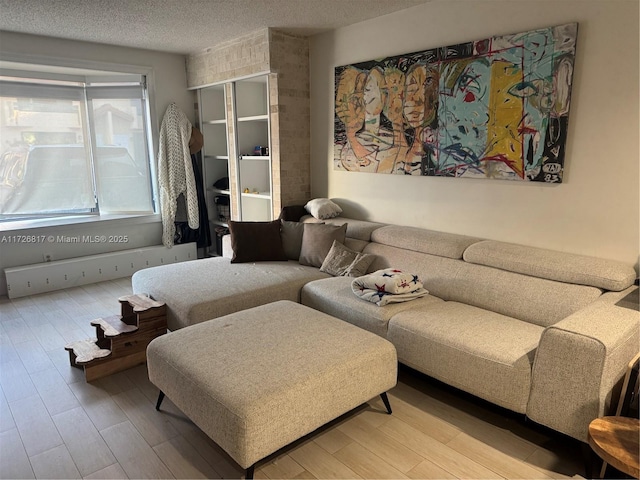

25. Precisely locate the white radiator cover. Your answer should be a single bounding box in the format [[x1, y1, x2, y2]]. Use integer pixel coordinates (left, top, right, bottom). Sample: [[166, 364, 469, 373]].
[[4, 243, 197, 299]]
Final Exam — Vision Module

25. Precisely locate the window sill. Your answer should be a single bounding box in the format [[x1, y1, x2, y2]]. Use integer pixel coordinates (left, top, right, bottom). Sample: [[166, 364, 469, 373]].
[[0, 213, 161, 235]]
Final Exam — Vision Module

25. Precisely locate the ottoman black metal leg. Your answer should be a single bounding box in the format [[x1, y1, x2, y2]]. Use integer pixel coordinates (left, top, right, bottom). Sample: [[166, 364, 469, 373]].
[[245, 465, 254, 479], [380, 392, 392, 414], [155, 391, 165, 411]]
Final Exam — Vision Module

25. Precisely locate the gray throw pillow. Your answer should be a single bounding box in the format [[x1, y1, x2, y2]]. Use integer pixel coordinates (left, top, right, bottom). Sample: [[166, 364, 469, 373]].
[[320, 240, 376, 277], [299, 223, 347, 267], [280, 220, 306, 260]]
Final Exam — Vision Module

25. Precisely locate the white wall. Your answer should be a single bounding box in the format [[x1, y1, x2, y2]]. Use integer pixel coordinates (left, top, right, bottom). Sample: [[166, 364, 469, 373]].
[[310, 0, 639, 270], [0, 32, 194, 296]]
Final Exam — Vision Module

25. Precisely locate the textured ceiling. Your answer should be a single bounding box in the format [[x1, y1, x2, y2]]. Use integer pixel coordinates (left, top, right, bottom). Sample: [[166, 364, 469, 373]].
[[0, 0, 432, 55]]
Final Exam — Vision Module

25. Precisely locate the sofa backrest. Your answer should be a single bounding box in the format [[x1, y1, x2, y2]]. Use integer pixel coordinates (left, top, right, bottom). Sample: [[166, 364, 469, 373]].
[[366, 240, 603, 326], [304, 217, 635, 326], [364, 242, 465, 300], [371, 225, 482, 259], [301, 216, 386, 253], [464, 240, 636, 292], [446, 261, 603, 327], [363, 225, 619, 327], [365, 224, 475, 301]]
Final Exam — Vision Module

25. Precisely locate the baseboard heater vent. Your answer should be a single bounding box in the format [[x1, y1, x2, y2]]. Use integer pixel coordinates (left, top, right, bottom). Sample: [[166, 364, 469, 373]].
[[4, 243, 197, 299]]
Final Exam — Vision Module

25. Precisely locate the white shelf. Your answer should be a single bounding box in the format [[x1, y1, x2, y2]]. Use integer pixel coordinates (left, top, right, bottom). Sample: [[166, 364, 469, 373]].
[[240, 155, 270, 161], [237, 114, 268, 122], [210, 219, 228, 227], [203, 119, 226, 125], [241, 192, 271, 200], [207, 187, 230, 195], [204, 155, 229, 161]]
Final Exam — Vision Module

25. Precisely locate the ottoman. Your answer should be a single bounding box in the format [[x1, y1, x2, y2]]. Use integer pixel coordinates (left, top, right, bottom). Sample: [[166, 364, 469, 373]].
[[147, 300, 397, 478]]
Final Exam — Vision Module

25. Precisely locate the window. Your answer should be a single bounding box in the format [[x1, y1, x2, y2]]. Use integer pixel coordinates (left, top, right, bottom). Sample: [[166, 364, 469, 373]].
[[0, 69, 155, 221]]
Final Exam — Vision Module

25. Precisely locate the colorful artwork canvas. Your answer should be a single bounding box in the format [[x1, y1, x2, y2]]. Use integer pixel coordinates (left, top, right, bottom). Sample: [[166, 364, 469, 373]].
[[334, 23, 577, 182]]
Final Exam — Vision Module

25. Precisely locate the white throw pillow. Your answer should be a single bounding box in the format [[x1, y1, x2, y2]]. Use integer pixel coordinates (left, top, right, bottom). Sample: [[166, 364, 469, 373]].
[[305, 198, 342, 220]]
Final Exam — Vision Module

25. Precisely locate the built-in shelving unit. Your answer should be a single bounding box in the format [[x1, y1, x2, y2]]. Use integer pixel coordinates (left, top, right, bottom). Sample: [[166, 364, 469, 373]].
[[187, 30, 311, 220], [232, 75, 272, 222], [197, 74, 273, 239], [198, 84, 231, 255]]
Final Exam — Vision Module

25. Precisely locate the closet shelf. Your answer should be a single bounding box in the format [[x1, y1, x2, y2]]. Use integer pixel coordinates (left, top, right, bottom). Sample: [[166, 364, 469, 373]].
[[241, 192, 270, 199]]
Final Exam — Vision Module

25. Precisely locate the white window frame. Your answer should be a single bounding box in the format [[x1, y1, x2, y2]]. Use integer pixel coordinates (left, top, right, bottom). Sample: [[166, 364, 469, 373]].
[[0, 53, 160, 233]]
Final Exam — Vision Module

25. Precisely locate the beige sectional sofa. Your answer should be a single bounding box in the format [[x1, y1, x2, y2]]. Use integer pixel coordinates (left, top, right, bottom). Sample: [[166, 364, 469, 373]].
[[132, 216, 639, 443]]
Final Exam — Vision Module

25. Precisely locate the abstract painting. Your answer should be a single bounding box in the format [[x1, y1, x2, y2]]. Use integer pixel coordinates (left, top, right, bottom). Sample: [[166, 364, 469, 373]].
[[334, 23, 577, 182]]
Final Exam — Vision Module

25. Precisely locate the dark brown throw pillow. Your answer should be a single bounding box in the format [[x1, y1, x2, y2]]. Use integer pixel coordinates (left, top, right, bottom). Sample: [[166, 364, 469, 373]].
[[298, 222, 347, 267], [228, 220, 287, 263]]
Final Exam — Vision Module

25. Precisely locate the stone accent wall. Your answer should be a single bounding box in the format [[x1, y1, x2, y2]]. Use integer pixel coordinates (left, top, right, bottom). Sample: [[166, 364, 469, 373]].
[[186, 28, 310, 220], [267, 73, 281, 216], [186, 29, 270, 89], [269, 30, 311, 212]]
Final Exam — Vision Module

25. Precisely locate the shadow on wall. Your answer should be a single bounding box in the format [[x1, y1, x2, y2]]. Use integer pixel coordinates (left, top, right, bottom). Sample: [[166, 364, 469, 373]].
[[332, 198, 369, 220]]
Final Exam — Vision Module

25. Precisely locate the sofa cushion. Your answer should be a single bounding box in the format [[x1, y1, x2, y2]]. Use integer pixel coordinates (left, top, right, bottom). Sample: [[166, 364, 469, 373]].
[[343, 238, 369, 253], [131, 257, 329, 330], [302, 216, 385, 242], [229, 220, 287, 263], [301, 276, 444, 337], [371, 225, 481, 259], [387, 302, 544, 413], [299, 223, 347, 267], [446, 261, 603, 327], [463, 240, 637, 292]]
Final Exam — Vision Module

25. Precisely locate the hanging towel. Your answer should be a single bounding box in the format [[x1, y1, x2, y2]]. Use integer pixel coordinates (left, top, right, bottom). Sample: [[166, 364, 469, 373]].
[[158, 103, 199, 247]]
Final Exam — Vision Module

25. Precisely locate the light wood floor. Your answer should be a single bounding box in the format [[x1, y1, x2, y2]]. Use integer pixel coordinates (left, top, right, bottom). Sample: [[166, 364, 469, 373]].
[[0, 278, 587, 479]]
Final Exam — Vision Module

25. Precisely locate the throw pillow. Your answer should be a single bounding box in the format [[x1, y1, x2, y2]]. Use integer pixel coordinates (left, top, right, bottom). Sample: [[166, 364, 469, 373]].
[[345, 252, 376, 277], [228, 220, 287, 263], [304, 198, 343, 220], [320, 240, 376, 277], [299, 223, 347, 267], [280, 220, 306, 260]]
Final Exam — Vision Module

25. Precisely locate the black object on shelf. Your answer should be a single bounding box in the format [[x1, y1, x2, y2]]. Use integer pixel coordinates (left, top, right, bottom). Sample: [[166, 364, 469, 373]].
[[214, 195, 230, 222], [214, 226, 229, 256], [213, 176, 229, 190]]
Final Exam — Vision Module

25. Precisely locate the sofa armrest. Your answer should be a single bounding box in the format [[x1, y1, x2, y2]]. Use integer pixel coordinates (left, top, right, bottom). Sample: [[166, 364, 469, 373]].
[[278, 205, 307, 222], [221, 234, 233, 259], [527, 287, 640, 442]]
